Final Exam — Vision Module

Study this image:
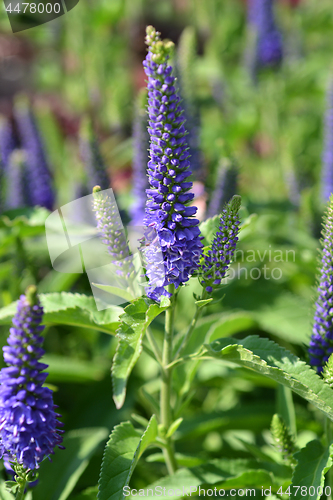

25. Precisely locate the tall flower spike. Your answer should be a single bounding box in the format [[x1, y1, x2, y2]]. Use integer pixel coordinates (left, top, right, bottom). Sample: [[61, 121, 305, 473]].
[[201, 195, 241, 294], [92, 186, 133, 280], [5, 150, 31, 210], [206, 159, 238, 219], [130, 89, 150, 226], [309, 195, 333, 373], [0, 286, 64, 471], [0, 116, 16, 169], [321, 79, 333, 202], [247, 0, 283, 71], [14, 100, 54, 211], [143, 26, 203, 301], [80, 118, 110, 191]]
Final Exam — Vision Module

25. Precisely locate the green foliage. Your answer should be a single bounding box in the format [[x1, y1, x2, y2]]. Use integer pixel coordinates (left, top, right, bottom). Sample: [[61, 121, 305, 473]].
[[33, 428, 108, 500], [98, 416, 158, 500], [112, 297, 170, 409], [204, 336, 333, 420], [0, 293, 123, 335], [291, 440, 333, 500], [323, 354, 333, 388]]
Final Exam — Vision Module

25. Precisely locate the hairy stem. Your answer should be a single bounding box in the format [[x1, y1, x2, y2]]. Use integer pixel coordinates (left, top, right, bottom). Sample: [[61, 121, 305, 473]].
[[326, 417, 333, 500], [15, 478, 27, 500], [160, 284, 178, 474]]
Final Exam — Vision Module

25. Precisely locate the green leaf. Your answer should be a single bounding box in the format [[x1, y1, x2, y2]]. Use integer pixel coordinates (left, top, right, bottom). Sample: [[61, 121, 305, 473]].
[[135, 459, 275, 499], [43, 355, 109, 383], [0, 207, 49, 237], [92, 283, 134, 303], [71, 487, 98, 500], [112, 298, 168, 409], [204, 336, 333, 421], [208, 312, 258, 342], [0, 481, 14, 500], [98, 416, 158, 500], [199, 215, 220, 246], [291, 440, 332, 500], [33, 427, 108, 500], [166, 418, 183, 438], [0, 293, 123, 335], [194, 298, 213, 308]]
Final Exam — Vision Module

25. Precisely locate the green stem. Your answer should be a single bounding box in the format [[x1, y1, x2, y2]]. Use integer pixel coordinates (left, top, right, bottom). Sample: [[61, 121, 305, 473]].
[[174, 291, 208, 361], [146, 327, 163, 365], [15, 478, 27, 500], [326, 417, 333, 500], [160, 284, 178, 475]]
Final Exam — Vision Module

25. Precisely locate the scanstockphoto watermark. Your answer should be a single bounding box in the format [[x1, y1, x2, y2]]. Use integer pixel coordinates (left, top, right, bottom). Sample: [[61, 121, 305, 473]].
[[220, 247, 296, 283], [3, 0, 80, 33]]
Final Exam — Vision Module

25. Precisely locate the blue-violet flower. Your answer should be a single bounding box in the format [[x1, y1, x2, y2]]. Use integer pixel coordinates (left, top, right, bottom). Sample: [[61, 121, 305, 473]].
[[142, 26, 203, 301], [309, 196, 333, 372], [0, 286, 64, 470]]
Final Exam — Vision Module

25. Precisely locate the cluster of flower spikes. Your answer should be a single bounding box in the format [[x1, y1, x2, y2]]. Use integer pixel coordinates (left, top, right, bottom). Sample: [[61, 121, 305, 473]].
[[142, 26, 203, 301], [0, 286, 64, 471], [201, 195, 241, 294], [309, 195, 333, 373], [248, 0, 283, 69], [92, 186, 134, 279], [322, 79, 333, 202]]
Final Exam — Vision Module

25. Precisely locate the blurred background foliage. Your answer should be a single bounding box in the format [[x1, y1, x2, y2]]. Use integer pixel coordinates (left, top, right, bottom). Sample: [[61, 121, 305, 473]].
[[0, 0, 333, 497]]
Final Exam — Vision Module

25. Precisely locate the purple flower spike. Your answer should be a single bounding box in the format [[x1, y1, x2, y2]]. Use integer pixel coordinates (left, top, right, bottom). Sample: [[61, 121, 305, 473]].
[[0, 116, 16, 169], [0, 286, 64, 471], [201, 195, 241, 293], [130, 90, 150, 226], [309, 196, 333, 373], [14, 101, 54, 211], [5, 150, 31, 209], [143, 26, 203, 301], [248, 0, 283, 71], [206, 160, 238, 219], [322, 79, 333, 202]]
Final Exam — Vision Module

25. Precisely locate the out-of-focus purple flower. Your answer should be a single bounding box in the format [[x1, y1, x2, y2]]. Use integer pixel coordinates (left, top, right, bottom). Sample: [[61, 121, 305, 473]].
[[14, 101, 54, 211], [130, 90, 150, 226], [201, 195, 241, 294], [0, 286, 64, 470], [248, 0, 283, 70], [80, 118, 109, 192], [0, 117, 16, 169], [206, 160, 238, 219], [322, 80, 333, 202], [5, 150, 31, 209], [142, 26, 203, 301], [309, 196, 333, 373]]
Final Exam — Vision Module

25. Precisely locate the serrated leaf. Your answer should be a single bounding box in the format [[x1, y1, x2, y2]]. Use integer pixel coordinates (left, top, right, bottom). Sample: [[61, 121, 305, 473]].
[[33, 427, 108, 500], [98, 416, 158, 500], [92, 284, 134, 303], [291, 440, 333, 500], [0, 293, 123, 335], [135, 459, 275, 499], [194, 298, 213, 308], [112, 298, 169, 409], [204, 336, 333, 421]]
